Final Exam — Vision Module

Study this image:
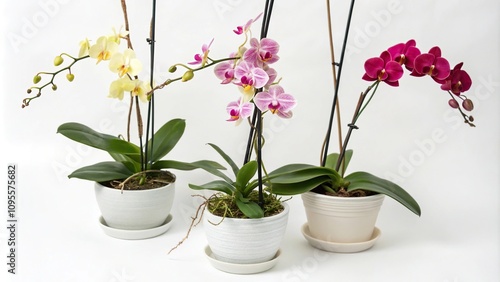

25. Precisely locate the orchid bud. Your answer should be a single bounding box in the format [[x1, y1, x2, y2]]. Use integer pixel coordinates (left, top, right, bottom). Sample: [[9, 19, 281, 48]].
[[462, 99, 474, 111], [66, 73, 75, 82], [181, 70, 194, 82], [52, 84, 57, 91], [54, 56, 64, 66], [33, 75, 42, 84], [168, 65, 177, 73], [448, 99, 459, 109], [469, 116, 474, 122], [27, 88, 32, 94]]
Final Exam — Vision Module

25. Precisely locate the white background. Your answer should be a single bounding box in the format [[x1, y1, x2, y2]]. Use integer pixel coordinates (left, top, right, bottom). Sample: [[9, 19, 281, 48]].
[[1, 0, 499, 281]]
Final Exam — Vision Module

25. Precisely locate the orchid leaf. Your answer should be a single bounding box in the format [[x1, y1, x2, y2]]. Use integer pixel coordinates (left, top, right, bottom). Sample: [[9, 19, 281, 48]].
[[68, 161, 134, 182], [207, 143, 239, 178], [57, 122, 141, 156], [345, 171, 421, 216], [325, 149, 353, 175], [266, 163, 317, 177], [188, 180, 235, 195], [270, 175, 333, 195], [147, 119, 185, 163], [235, 193, 264, 218], [235, 160, 257, 195], [266, 165, 340, 184], [109, 152, 141, 173], [152, 160, 230, 182]]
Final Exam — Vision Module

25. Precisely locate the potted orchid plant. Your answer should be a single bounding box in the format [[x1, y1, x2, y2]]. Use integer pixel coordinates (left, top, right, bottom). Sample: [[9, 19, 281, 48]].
[[263, 1, 475, 252], [167, 4, 298, 272], [22, 0, 226, 238]]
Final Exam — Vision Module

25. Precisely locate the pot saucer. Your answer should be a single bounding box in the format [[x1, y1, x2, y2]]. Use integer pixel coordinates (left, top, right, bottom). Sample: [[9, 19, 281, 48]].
[[204, 246, 281, 274], [99, 214, 173, 240], [301, 223, 381, 253]]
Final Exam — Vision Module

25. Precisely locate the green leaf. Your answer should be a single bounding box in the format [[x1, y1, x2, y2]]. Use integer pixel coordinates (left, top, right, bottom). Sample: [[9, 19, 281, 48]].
[[267, 165, 340, 184], [207, 143, 239, 178], [152, 160, 232, 183], [325, 149, 353, 175], [270, 176, 332, 195], [235, 195, 264, 219], [235, 160, 257, 195], [109, 152, 141, 173], [68, 161, 134, 182], [188, 180, 235, 195], [267, 163, 317, 177], [147, 119, 185, 163], [57, 122, 141, 155], [345, 171, 421, 216]]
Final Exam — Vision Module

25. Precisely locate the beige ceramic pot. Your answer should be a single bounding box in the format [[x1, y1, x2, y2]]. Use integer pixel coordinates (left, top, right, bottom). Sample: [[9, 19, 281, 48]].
[[301, 192, 384, 243]]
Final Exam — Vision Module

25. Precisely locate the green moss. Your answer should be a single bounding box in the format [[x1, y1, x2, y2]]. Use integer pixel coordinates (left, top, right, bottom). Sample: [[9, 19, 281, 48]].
[[207, 191, 284, 219]]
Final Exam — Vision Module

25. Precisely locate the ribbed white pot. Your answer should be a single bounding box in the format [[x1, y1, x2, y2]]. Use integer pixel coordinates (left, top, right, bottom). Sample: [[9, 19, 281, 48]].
[[95, 176, 175, 230], [302, 192, 384, 243], [204, 202, 289, 264]]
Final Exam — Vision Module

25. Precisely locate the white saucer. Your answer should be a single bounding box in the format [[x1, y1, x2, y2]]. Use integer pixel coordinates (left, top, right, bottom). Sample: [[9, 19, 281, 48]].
[[301, 223, 381, 253], [204, 246, 281, 274], [99, 214, 173, 240]]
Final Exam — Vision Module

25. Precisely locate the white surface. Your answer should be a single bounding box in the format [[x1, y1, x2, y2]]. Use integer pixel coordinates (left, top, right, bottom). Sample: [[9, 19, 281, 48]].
[[2, 0, 499, 281]]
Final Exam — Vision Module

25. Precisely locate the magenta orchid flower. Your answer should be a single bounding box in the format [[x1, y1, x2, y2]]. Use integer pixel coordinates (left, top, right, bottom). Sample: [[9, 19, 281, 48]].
[[254, 85, 296, 118], [234, 13, 263, 35], [441, 62, 472, 95], [387, 39, 421, 71], [234, 60, 269, 90], [411, 46, 450, 83], [362, 51, 404, 87], [243, 38, 280, 67], [188, 38, 214, 66], [226, 99, 254, 123]]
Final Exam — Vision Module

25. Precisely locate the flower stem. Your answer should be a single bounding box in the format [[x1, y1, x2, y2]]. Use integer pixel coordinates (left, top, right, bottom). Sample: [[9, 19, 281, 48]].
[[334, 81, 377, 174], [321, 0, 357, 167], [148, 57, 239, 95]]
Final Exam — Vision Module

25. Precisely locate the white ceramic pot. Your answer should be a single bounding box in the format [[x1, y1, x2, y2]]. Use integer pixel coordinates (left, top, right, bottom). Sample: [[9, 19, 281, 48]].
[[95, 175, 175, 230], [204, 202, 289, 264], [301, 192, 384, 243]]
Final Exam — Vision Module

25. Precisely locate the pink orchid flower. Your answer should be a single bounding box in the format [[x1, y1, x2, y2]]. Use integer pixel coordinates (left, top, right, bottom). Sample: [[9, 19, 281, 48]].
[[441, 62, 472, 95], [234, 60, 269, 90], [226, 99, 254, 122], [188, 38, 214, 66], [412, 46, 451, 83], [234, 13, 263, 35], [362, 51, 404, 87], [243, 38, 280, 67], [387, 39, 421, 71], [263, 66, 277, 89], [254, 85, 296, 118], [214, 61, 236, 84]]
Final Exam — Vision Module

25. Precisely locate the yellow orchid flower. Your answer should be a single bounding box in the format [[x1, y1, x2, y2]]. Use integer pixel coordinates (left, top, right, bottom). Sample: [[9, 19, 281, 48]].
[[89, 36, 119, 64], [109, 49, 142, 77], [130, 79, 151, 102], [78, 38, 90, 58], [108, 26, 129, 44], [108, 77, 134, 100]]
